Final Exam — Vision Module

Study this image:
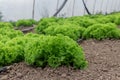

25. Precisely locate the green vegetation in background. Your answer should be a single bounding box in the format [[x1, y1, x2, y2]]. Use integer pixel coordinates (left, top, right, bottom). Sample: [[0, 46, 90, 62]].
[[82, 23, 120, 40], [16, 19, 37, 27], [44, 24, 85, 40], [35, 17, 58, 34], [9, 21, 16, 27], [35, 12, 120, 40], [67, 16, 97, 28]]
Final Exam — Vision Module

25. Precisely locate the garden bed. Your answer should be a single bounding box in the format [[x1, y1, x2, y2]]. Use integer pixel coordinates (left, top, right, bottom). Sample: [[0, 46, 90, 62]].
[[0, 39, 120, 80]]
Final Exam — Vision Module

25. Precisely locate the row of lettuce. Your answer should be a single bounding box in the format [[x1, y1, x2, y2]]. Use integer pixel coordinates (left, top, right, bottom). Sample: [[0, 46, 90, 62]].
[[0, 23, 87, 69], [35, 12, 120, 40], [1, 12, 120, 69], [9, 19, 37, 27]]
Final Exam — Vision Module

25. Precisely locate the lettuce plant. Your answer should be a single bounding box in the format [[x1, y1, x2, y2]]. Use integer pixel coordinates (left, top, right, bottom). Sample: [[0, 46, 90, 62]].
[[44, 24, 85, 40], [25, 34, 88, 69], [0, 22, 13, 28], [83, 23, 120, 40], [16, 19, 36, 27]]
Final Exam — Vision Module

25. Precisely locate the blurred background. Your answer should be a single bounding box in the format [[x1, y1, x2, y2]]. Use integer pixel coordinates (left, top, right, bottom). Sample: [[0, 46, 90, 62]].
[[0, 0, 120, 21]]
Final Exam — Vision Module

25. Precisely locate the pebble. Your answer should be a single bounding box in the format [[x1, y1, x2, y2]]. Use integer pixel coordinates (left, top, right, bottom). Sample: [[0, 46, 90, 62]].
[[17, 73, 22, 78], [61, 73, 67, 77]]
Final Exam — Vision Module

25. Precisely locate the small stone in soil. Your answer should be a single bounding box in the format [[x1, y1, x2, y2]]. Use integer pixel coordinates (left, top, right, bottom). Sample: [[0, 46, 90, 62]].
[[17, 73, 22, 78], [61, 73, 67, 77]]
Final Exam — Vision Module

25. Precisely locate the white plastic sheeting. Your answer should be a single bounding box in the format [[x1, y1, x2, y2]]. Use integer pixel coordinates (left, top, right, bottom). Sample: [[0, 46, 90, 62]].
[[0, 0, 120, 21]]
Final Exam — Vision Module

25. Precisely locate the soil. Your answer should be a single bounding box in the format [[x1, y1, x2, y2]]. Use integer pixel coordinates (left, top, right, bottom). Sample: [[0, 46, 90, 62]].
[[0, 39, 120, 80], [15, 26, 35, 33]]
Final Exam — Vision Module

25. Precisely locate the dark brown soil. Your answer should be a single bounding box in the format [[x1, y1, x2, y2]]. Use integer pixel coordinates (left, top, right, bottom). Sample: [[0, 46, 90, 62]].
[[0, 39, 120, 80]]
